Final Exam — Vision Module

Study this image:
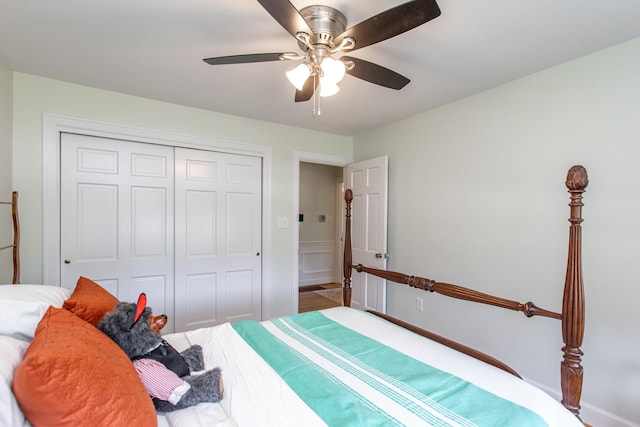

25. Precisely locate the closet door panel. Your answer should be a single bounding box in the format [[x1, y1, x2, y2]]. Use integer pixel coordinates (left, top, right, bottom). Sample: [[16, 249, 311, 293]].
[[225, 269, 253, 318], [226, 192, 253, 255], [61, 133, 175, 329], [175, 148, 262, 331], [187, 190, 217, 256], [184, 273, 218, 324], [131, 186, 167, 258], [76, 183, 118, 261]]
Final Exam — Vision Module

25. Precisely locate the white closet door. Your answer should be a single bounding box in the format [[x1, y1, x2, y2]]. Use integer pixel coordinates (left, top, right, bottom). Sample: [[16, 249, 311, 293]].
[[60, 133, 175, 328], [345, 156, 388, 313], [174, 148, 262, 331]]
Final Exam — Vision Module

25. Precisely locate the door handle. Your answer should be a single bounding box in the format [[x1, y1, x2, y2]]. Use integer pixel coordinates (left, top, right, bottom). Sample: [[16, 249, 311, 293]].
[[375, 253, 389, 260], [64, 259, 71, 264]]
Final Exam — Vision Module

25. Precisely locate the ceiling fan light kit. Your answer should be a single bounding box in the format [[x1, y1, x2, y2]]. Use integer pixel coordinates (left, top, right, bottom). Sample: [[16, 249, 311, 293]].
[[286, 63, 311, 91], [203, 0, 441, 117]]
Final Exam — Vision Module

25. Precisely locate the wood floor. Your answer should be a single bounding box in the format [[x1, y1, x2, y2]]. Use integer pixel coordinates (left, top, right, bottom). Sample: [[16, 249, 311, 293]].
[[298, 283, 342, 313]]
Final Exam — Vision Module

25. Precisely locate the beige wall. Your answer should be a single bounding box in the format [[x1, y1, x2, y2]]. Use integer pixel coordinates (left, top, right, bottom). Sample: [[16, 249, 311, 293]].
[[0, 62, 13, 283], [299, 162, 342, 242], [354, 37, 640, 426], [298, 162, 343, 286], [11, 73, 352, 317]]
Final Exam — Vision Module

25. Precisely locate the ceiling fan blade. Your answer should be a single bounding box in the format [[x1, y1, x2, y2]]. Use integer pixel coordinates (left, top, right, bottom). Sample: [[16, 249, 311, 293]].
[[257, 0, 316, 44], [342, 56, 410, 90], [203, 53, 295, 65], [334, 0, 441, 52], [295, 76, 317, 102]]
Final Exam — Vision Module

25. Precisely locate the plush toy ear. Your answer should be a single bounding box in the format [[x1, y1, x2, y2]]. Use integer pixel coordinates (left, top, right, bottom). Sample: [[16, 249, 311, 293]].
[[125, 293, 147, 331]]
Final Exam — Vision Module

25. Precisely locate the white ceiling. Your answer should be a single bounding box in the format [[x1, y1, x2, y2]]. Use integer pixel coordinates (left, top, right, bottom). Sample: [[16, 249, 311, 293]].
[[1, 0, 640, 136]]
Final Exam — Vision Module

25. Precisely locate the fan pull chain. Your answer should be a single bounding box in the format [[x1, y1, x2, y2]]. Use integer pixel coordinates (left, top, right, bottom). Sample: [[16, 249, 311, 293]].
[[312, 74, 320, 117]]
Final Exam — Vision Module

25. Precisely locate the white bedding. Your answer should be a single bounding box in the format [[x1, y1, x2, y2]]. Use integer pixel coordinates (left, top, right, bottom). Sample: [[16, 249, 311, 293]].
[[0, 284, 581, 427], [160, 307, 583, 427], [0, 335, 30, 427], [0, 284, 72, 341], [0, 284, 73, 427]]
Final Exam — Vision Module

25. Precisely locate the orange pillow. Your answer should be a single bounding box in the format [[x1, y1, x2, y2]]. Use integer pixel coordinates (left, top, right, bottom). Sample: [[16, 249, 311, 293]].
[[12, 307, 157, 427], [63, 276, 119, 326]]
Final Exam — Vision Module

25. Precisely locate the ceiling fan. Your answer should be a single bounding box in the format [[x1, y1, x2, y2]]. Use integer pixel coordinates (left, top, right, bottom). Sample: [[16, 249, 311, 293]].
[[203, 0, 441, 115]]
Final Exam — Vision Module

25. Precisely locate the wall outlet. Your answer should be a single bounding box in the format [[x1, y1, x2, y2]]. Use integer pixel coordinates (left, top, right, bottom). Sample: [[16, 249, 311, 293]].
[[416, 297, 424, 312]]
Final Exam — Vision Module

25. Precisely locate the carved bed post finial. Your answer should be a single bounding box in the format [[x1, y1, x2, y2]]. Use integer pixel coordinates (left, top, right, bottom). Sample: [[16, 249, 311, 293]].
[[343, 189, 353, 307], [561, 165, 588, 418]]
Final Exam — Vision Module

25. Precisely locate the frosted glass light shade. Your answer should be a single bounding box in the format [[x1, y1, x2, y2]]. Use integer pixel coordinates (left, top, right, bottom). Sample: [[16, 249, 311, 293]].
[[286, 64, 311, 90], [319, 78, 340, 97], [321, 57, 346, 84]]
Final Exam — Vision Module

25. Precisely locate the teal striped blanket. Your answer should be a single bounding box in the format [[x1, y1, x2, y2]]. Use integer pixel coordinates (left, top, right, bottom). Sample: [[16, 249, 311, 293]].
[[232, 311, 547, 427], [164, 307, 583, 427]]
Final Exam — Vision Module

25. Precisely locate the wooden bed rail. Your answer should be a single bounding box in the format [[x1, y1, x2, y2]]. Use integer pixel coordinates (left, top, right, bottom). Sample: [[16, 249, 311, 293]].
[[343, 165, 587, 420], [350, 264, 562, 320], [0, 191, 20, 284]]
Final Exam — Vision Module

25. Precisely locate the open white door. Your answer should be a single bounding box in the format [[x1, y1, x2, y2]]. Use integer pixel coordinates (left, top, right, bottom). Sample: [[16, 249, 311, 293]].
[[344, 156, 388, 313]]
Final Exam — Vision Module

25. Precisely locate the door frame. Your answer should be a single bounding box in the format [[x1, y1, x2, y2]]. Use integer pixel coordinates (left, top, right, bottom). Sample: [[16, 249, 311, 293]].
[[335, 178, 345, 284], [291, 151, 352, 314], [42, 114, 274, 318]]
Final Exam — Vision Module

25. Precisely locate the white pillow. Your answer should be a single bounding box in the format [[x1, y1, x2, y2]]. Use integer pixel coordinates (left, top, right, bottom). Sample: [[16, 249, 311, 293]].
[[0, 284, 72, 341], [0, 335, 29, 427]]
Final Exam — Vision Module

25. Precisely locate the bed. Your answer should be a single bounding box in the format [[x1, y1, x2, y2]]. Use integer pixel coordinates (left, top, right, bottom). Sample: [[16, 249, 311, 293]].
[[0, 165, 587, 427]]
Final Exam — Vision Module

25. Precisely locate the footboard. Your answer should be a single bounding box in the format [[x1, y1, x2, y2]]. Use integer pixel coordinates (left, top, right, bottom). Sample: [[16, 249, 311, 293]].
[[343, 165, 587, 419]]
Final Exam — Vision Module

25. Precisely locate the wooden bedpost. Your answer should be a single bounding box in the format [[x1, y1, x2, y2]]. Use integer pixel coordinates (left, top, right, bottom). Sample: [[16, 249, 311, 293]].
[[343, 189, 353, 307], [12, 191, 20, 285], [561, 165, 588, 419]]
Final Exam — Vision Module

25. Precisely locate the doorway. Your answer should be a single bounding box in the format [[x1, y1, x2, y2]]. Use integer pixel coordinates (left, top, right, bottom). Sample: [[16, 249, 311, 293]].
[[291, 152, 352, 314], [298, 162, 343, 289]]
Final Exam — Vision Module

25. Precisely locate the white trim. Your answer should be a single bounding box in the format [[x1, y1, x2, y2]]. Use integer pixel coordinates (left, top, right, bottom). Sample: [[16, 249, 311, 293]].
[[291, 151, 352, 314], [335, 178, 345, 284], [42, 113, 273, 319], [524, 377, 639, 427]]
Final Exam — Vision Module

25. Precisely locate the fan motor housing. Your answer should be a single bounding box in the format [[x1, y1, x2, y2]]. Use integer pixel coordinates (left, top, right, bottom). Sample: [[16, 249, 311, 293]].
[[299, 5, 347, 49]]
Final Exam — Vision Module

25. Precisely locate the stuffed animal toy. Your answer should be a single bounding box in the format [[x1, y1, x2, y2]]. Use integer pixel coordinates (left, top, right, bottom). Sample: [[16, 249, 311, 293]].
[[98, 293, 223, 412]]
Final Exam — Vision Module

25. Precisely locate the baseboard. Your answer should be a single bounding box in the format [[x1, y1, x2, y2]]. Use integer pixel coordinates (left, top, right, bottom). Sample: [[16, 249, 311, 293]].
[[299, 283, 341, 292], [579, 401, 640, 427], [524, 377, 639, 427], [299, 284, 326, 292]]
